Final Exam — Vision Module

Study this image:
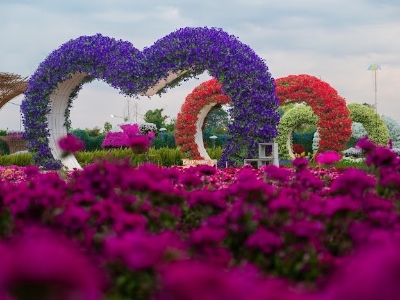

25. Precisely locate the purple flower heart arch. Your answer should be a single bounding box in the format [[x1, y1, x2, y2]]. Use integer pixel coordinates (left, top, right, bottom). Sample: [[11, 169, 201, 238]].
[[21, 27, 279, 170]]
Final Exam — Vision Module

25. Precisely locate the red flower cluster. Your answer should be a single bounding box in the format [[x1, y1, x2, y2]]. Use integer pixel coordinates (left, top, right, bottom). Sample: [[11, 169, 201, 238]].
[[275, 74, 352, 154], [175, 79, 231, 159], [292, 144, 305, 155]]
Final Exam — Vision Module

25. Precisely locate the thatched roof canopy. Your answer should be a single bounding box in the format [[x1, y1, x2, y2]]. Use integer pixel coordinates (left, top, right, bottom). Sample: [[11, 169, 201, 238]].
[[0, 72, 28, 109]]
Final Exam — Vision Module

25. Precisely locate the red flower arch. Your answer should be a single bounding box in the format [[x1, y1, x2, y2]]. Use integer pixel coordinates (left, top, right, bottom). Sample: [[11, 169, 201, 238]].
[[275, 74, 352, 154], [175, 79, 230, 159], [176, 74, 352, 160]]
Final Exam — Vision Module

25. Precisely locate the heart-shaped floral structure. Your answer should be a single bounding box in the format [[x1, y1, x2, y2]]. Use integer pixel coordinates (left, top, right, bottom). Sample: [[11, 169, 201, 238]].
[[21, 27, 279, 170]]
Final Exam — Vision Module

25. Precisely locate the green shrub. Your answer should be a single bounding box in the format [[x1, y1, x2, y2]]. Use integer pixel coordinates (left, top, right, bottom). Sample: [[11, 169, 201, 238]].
[[206, 147, 223, 160], [0, 139, 10, 155], [74, 147, 183, 167], [69, 129, 105, 151], [152, 133, 176, 149], [0, 153, 33, 166], [148, 147, 183, 167]]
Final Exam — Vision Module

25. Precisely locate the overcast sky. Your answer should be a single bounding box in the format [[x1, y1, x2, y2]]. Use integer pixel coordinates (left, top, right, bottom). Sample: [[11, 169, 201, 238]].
[[1, 0, 399, 132]]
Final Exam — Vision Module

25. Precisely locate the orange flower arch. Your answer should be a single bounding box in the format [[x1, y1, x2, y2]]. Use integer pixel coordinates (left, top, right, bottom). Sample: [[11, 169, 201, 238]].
[[275, 74, 352, 154], [175, 78, 230, 159]]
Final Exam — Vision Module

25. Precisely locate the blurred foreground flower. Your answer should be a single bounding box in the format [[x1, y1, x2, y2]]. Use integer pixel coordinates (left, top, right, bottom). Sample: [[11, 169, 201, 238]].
[[315, 151, 341, 165], [0, 229, 105, 300], [58, 134, 84, 158], [129, 135, 151, 154]]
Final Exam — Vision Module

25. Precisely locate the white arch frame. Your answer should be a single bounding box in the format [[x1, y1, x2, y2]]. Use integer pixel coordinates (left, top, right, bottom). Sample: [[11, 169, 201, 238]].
[[48, 72, 186, 170]]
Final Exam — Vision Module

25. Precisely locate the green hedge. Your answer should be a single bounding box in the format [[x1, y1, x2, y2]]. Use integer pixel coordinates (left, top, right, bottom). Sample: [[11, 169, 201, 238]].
[[0, 147, 223, 168], [0, 153, 33, 166], [0, 147, 372, 171], [152, 133, 176, 149], [69, 129, 105, 151]]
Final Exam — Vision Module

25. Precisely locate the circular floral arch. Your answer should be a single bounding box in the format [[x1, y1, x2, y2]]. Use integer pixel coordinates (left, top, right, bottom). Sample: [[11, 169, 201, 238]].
[[275, 74, 352, 154], [175, 79, 230, 160], [275, 105, 318, 160], [347, 103, 390, 146], [21, 27, 279, 170]]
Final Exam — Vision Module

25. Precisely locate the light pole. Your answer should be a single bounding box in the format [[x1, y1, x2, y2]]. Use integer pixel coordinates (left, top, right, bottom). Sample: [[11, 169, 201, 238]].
[[367, 63, 381, 128], [209, 135, 218, 149], [9, 102, 22, 131], [159, 127, 167, 143], [110, 114, 126, 122]]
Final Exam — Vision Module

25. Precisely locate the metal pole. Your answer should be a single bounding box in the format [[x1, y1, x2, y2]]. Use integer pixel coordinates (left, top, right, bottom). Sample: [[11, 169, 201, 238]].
[[375, 70, 378, 127]]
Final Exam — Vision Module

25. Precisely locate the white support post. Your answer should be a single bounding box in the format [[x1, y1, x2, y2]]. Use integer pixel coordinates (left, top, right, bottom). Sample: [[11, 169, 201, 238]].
[[273, 142, 279, 166]]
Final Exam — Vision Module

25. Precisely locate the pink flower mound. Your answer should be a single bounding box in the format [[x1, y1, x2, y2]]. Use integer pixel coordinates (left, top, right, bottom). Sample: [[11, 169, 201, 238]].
[[315, 151, 341, 165], [129, 135, 151, 154], [119, 124, 141, 138], [101, 124, 155, 150], [101, 131, 130, 148], [0, 229, 105, 300], [58, 134, 84, 154]]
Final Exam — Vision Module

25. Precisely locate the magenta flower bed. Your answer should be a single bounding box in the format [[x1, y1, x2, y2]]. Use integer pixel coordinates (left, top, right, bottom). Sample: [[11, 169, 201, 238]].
[[102, 123, 155, 152], [0, 138, 399, 299]]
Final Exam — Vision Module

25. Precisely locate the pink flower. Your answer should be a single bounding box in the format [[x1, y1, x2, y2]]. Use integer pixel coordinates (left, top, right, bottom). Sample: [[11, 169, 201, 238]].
[[120, 124, 141, 138], [58, 134, 84, 156], [104, 230, 184, 270], [245, 227, 283, 254], [0, 229, 105, 300], [101, 131, 129, 148], [148, 131, 156, 140], [129, 135, 151, 154], [321, 242, 400, 300], [315, 151, 341, 165]]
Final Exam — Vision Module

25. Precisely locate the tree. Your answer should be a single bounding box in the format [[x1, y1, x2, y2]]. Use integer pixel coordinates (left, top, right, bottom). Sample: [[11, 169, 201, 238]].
[[143, 108, 169, 129], [164, 118, 176, 132], [103, 121, 112, 133], [84, 126, 102, 137], [204, 106, 229, 134]]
